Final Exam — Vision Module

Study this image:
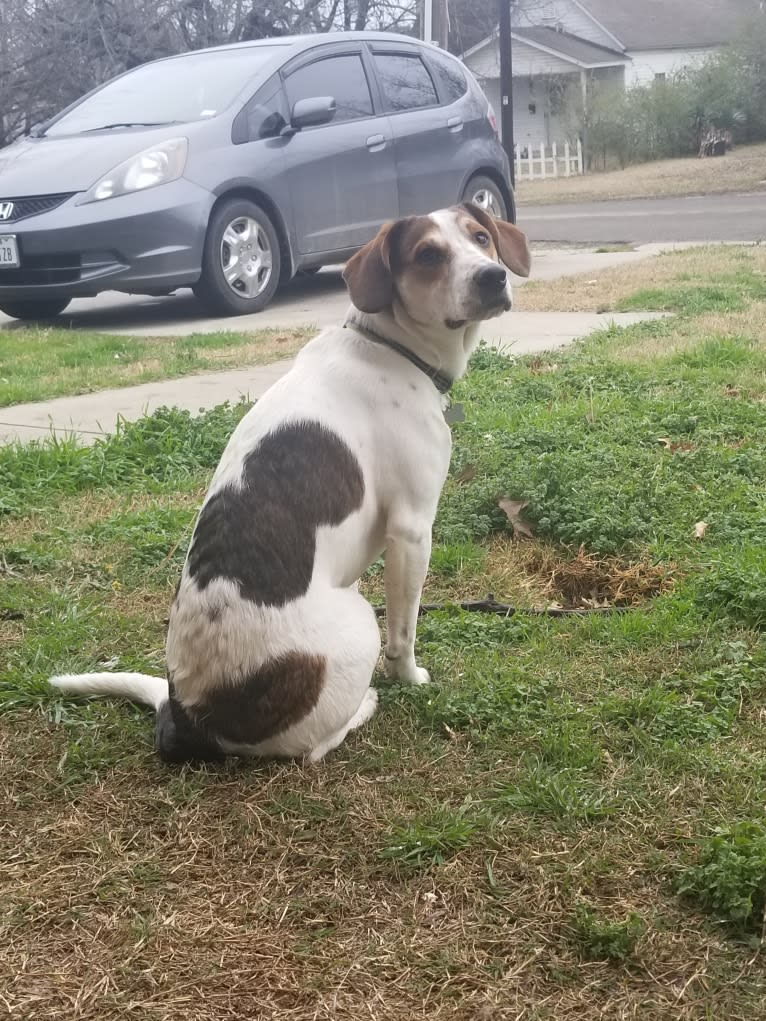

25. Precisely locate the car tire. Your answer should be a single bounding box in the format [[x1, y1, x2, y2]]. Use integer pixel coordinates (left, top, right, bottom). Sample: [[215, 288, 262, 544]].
[[193, 198, 281, 316], [462, 175, 508, 222], [0, 298, 71, 321]]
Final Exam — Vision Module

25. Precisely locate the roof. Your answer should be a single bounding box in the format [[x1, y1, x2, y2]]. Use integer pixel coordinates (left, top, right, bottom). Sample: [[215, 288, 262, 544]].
[[463, 0, 764, 61], [513, 26, 627, 67], [575, 0, 764, 51]]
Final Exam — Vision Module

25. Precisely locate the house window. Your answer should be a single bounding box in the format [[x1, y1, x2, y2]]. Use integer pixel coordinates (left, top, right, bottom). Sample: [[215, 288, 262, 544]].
[[655, 72, 666, 82]]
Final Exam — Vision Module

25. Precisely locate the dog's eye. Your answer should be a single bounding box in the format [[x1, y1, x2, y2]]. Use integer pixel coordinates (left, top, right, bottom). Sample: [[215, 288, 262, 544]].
[[416, 245, 444, 266], [475, 231, 490, 247]]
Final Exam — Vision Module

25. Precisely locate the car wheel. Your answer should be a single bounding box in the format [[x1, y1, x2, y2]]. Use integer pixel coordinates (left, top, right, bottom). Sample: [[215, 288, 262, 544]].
[[0, 298, 71, 321], [193, 198, 281, 316], [462, 175, 508, 221]]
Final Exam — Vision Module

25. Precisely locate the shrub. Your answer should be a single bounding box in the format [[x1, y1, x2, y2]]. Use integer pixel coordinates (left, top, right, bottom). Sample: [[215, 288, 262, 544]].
[[572, 904, 644, 961], [677, 823, 766, 931]]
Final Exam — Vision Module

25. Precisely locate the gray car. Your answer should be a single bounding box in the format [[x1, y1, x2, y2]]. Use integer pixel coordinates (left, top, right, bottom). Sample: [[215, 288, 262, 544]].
[[0, 32, 514, 321]]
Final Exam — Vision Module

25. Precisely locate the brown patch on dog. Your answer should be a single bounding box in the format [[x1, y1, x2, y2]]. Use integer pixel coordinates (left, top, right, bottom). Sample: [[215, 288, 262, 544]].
[[156, 652, 326, 762], [454, 208, 499, 262], [460, 202, 531, 278], [197, 652, 325, 746], [343, 215, 434, 313], [187, 421, 364, 608]]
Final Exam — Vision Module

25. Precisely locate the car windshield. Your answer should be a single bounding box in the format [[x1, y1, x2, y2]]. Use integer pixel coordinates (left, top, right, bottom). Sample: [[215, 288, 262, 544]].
[[46, 47, 280, 136]]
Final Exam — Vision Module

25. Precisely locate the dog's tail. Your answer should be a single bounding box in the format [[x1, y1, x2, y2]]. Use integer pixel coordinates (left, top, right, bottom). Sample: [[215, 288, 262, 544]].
[[49, 672, 168, 712]]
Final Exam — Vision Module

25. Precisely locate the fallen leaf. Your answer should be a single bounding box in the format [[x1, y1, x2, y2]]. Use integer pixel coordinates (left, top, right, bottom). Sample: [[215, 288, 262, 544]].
[[453, 463, 477, 484], [498, 498, 535, 539], [657, 437, 694, 454], [694, 521, 708, 540], [528, 357, 559, 375]]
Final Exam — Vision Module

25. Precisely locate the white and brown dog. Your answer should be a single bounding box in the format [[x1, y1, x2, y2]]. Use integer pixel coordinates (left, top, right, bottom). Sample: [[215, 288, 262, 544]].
[[50, 204, 530, 764]]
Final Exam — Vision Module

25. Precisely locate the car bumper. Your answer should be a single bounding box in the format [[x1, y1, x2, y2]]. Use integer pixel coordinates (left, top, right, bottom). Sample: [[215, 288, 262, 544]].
[[0, 179, 213, 299]]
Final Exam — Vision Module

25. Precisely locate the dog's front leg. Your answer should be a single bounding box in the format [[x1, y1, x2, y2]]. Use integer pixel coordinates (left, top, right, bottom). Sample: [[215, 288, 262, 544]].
[[383, 518, 431, 685]]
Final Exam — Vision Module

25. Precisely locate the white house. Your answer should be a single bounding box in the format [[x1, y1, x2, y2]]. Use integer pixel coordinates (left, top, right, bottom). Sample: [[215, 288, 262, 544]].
[[462, 0, 764, 149]]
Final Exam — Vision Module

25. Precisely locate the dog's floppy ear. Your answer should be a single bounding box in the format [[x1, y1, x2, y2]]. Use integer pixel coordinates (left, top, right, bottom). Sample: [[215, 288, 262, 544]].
[[343, 221, 396, 313], [461, 201, 532, 278]]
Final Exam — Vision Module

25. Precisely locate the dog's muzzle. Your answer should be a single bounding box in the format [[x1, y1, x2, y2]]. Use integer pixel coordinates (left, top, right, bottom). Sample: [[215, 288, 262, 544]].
[[474, 264, 512, 314]]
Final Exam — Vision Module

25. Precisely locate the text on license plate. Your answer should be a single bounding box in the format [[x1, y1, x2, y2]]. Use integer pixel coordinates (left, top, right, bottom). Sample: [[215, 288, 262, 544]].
[[0, 235, 19, 268]]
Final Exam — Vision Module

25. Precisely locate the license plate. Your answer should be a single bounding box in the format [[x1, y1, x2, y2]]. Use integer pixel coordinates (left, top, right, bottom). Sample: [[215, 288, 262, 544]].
[[0, 235, 19, 268]]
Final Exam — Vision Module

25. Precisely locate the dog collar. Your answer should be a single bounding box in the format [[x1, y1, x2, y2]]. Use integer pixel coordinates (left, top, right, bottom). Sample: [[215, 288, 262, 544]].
[[344, 322, 453, 395]]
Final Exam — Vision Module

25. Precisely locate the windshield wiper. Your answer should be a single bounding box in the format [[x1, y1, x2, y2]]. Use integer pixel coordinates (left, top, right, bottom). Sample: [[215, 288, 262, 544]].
[[81, 122, 176, 133]]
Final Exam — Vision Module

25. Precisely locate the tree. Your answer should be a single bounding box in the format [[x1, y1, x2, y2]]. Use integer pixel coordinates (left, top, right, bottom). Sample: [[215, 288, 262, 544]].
[[0, 0, 420, 148]]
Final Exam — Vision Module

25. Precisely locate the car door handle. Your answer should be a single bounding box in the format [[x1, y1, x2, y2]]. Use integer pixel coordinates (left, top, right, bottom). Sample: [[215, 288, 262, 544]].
[[447, 116, 463, 131], [366, 133, 387, 151]]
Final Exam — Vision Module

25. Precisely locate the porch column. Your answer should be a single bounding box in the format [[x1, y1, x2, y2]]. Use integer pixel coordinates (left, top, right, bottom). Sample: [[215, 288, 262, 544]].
[[580, 69, 588, 173]]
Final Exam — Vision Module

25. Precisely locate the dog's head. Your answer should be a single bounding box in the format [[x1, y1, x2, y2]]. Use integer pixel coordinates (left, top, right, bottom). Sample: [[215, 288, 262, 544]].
[[342, 203, 530, 329]]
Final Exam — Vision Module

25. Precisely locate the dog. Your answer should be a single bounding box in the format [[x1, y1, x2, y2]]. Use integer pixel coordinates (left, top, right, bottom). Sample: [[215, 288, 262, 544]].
[[50, 203, 531, 764]]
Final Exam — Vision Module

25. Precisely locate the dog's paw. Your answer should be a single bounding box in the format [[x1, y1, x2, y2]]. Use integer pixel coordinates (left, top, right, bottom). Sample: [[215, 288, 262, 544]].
[[384, 655, 430, 685], [408, 666, 431, 686]]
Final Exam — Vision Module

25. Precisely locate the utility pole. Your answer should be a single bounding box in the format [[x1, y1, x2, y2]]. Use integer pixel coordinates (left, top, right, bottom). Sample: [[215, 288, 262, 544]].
[[422, 0, 433, 44], [498, 0, 515, 185], [431, 0, 449, 48]]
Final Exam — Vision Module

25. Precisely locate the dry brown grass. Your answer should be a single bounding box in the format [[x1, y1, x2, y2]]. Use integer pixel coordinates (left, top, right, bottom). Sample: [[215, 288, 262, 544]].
[[2, 713, 763, 1021], [611, 301, 766, 373], [514, 544, 676, 609], [359, 536, 675, 613], [193, 332, 307, 365], [515, 142, 766, 206], [517, 244, 766, 313]]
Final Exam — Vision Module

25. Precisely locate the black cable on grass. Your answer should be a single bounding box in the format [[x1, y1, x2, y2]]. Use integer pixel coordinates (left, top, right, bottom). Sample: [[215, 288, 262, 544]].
[[372, 593, 628, 619]]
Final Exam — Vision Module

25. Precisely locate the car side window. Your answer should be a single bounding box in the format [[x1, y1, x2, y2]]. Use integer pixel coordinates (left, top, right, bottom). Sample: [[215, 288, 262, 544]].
[[284, 54, 373, 123], [232, 75, 288, 144], [428, 51, 468, 104], [372, 53, 439, 113]]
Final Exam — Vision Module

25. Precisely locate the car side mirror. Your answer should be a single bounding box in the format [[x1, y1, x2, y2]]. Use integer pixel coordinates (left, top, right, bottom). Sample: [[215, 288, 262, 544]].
[[281, 97, 337, 136]]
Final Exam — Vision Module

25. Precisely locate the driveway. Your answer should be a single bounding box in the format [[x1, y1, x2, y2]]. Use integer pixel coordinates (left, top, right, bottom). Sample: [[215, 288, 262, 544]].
[[0, 241, 687, 337], [519, 190, 766, 244]]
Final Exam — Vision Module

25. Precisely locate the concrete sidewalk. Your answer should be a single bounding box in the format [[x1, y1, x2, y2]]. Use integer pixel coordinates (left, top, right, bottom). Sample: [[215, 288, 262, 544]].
[[1, 240, 686, 445], [0, 310, 664, 444]]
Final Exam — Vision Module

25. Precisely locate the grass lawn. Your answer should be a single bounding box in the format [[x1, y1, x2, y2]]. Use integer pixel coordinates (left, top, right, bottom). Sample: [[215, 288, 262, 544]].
[[3, 250, 766, 1018], [518, 242, 766, 315], [515, 141, 766, 206], [0, 325, 310, 407]]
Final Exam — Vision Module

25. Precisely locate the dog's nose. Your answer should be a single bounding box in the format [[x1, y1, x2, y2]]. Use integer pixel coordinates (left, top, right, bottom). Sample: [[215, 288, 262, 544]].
[[475, 264, 508, 294]]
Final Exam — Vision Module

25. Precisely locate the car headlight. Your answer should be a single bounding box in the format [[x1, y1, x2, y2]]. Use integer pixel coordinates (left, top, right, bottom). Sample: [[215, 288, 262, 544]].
[[78, 137, 188, 203]]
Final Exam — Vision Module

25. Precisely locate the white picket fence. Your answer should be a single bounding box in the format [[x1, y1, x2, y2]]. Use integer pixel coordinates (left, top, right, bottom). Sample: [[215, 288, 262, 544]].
[[514, 139, 583, 181]]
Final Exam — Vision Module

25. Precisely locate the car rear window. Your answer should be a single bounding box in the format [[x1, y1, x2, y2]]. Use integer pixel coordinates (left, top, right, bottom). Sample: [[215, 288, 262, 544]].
[[372, 53, 439, 112], [285, 54, 373, 123]]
